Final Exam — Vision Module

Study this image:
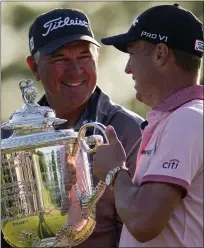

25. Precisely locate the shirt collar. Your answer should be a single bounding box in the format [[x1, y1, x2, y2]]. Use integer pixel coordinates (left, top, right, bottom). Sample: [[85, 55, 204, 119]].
[[153, 85, 204, 111]]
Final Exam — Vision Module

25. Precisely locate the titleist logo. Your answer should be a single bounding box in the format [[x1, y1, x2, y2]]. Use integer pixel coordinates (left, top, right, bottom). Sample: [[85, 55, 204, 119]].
[[42, 17, 89, 36]]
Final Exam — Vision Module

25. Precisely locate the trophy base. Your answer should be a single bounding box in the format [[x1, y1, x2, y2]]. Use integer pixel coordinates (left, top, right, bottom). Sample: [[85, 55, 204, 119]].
[[36, 237, 56, 247], [18, 233, 71, 248], [14, 217, 96, 248]]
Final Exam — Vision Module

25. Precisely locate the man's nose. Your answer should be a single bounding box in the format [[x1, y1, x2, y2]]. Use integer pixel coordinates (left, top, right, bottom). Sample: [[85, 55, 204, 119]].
[[125, 59, 132, 74], [67, 61, 83, 74]]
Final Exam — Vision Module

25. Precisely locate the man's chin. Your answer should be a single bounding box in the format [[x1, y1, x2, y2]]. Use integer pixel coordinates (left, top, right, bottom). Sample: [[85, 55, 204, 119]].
[[135, 92, 142, 102]]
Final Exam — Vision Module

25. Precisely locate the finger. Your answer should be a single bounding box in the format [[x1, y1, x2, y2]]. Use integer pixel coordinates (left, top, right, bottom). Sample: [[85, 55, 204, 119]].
[[71, 174, 77, 185], [105, 125, 120, 145], [65, 154, 76, 178], [66, 153, 76, 167], [66, 153, 75, 163]]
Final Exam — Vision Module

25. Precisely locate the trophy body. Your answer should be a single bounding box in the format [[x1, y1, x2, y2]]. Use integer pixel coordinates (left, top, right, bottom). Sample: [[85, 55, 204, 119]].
[[1, 80, 108, 247]]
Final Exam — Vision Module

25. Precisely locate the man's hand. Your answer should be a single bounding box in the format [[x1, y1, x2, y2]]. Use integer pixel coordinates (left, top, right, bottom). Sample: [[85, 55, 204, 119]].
[[61, 153, 77, 215], [64, 153, 77, 193], [93, 125, 126, 181]]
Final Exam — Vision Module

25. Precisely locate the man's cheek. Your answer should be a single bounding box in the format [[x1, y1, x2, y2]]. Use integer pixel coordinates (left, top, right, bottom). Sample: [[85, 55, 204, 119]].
[[44, 67, 64, 94], [53, 69, 65, 93]]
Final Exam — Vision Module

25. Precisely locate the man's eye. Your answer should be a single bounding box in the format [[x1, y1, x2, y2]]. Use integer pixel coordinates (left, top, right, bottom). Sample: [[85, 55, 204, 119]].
[[52, 58, 66, 63], [80, 55, 91, 60]]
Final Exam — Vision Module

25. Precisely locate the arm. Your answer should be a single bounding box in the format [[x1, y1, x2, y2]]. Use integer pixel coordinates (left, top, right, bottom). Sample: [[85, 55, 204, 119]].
[[115, 121, 142, 242], [94, 108, 202, 243], [114, 108, 202, 242], [114, 171, 183, 242]]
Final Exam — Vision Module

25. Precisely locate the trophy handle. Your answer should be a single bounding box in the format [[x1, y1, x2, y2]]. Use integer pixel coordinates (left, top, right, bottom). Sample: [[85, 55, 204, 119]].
[[77, 122, 109, 217], [75, 181, 106, 219], [77, 122, 109, 154]]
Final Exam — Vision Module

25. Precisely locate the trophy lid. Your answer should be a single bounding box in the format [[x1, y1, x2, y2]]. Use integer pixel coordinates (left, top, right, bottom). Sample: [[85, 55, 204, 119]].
[[1, 79, 78, 153], [1, 79, 67, 131]]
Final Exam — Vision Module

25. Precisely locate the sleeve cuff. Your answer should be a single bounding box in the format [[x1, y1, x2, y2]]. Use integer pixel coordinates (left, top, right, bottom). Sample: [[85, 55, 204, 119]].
[[141, 175, 190, 198]]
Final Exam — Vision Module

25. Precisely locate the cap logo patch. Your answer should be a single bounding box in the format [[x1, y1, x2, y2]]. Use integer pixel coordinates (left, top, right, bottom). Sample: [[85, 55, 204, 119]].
[[29, 37, 34, 51], [132, 17, 139, 26], [141, 31, 168, 42], [194, 39, 204, 53], [42, 17, 89, 36]]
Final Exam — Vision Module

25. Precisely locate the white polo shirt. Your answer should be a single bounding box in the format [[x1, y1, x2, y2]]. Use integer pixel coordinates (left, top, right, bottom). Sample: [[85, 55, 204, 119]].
[[120, 85, 204, 247]]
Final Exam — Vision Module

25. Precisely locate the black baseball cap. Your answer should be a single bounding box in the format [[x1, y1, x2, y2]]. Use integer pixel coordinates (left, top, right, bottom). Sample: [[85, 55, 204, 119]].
[[101, 4, 204, 57], [29, 8, 100, 56]]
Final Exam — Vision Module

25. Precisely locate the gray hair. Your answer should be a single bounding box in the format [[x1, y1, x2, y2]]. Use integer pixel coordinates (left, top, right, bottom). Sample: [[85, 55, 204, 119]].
[[33, 50, 41, 64]]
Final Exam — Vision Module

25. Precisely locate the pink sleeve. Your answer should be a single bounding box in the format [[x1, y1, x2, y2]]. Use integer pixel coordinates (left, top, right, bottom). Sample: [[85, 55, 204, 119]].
[[141, 108, 203, 195]]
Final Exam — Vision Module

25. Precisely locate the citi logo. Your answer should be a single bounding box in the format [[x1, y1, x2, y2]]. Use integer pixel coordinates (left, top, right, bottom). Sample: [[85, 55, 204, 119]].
[[162, 159, 180, 169]]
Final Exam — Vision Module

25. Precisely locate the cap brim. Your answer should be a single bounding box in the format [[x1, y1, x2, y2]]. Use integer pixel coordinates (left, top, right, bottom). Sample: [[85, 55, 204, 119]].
[[39, 34, 100, 55], [101, 32, 134, 53]]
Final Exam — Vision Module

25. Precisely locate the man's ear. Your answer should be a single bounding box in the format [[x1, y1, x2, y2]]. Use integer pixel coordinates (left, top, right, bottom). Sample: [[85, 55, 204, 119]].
[[153, 43, 169, 67], [26, 56, 40, 81]]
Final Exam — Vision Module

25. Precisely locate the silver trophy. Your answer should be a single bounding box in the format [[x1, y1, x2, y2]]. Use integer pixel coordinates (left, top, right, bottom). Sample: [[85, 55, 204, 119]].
[[1, 79, 109, 247]]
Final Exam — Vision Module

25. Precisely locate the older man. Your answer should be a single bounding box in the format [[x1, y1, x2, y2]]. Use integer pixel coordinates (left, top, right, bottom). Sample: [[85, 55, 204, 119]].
[[93, 3, 204, 247], [1, 8, 143, 248]]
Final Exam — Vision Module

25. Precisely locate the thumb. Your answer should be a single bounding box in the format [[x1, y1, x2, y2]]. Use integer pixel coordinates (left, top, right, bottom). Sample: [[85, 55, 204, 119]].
[[105, 125, 120, 145]]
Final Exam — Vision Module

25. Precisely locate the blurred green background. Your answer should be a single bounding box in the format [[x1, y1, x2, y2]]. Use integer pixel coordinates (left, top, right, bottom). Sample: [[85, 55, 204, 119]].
[[1, 1, 203, 122]]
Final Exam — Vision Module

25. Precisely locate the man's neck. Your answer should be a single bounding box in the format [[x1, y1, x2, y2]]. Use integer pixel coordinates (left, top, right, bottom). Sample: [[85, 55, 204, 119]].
[[150, 72, 199, 108], [63, 108, 86, 129], [50, 101, 89, 129]]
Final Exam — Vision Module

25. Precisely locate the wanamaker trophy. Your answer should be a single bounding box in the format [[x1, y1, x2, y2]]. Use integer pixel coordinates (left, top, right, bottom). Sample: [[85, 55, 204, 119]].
[[1, 79, 109, 247]]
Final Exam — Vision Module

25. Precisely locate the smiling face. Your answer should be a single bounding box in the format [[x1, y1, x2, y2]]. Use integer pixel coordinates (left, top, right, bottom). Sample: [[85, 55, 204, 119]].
[[125, 41, 157, 105], [125, 40, 167, 107], [28, 40, 98, 118]]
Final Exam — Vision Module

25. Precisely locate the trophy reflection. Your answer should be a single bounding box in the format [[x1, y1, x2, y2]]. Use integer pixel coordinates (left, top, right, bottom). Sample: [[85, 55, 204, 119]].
[[1, 79, 108, 247]]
